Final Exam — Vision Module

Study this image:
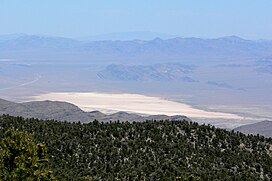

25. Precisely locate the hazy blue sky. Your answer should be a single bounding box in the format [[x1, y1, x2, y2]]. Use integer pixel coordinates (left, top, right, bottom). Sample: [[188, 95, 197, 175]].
[[1, 0, 272, 39]]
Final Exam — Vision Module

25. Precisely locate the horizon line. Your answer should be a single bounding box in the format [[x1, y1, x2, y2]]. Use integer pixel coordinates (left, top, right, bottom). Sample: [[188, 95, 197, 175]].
[[0, 33, 271, 42]]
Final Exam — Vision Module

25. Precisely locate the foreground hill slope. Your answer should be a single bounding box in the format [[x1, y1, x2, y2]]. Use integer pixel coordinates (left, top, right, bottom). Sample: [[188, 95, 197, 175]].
[[234, 120, 272, 137], [0, 98, 91, 122], [0, 115, 272, 180], [0, 98, 189, 123]]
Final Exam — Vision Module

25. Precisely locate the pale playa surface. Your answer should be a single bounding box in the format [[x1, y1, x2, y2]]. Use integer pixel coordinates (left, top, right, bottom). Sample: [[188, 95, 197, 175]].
[[32, 92, 242, 119]]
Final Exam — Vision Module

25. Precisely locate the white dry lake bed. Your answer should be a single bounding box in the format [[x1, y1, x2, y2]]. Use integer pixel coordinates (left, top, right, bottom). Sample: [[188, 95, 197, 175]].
[[32, 92, 242, 120]]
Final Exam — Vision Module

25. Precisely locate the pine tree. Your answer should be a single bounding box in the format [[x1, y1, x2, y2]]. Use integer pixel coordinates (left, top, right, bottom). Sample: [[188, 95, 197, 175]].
[[0, 129, 55, 180]]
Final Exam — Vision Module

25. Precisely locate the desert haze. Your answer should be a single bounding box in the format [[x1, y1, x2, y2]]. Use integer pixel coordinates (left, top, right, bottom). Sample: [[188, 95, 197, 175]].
[[2, 1, 272, 180]]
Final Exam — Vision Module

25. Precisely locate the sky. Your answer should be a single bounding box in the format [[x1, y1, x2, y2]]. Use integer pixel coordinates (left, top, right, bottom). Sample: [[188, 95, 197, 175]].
[[1, 0, 272, 39]]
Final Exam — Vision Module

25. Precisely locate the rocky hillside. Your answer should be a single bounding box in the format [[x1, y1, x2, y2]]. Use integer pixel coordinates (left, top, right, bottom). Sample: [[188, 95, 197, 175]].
[[234, 120, 272, 137], [0, 98, 189, 123]]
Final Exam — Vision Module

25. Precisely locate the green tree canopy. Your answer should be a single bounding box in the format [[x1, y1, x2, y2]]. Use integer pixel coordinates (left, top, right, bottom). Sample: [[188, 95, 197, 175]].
[[0, 129, 55, 180]]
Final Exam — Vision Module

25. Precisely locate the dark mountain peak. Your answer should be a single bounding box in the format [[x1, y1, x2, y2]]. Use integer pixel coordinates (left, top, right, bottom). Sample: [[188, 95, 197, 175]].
[[218, 35, 247, 42], [151, 37, 163, 43], [260, 120, 272, 124], [0, 98, 15, 104]]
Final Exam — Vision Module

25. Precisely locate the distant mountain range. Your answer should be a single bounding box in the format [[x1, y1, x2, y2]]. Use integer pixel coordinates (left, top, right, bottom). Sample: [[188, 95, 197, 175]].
[[1, 34, 272, 129], [0, 98, 190, 123], [78, 31, 178, 41], [98, 63, 197, 82], [1, 34, 272, 64]]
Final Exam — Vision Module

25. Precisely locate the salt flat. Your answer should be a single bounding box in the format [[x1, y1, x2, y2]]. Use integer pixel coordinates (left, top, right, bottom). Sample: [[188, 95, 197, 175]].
[[32, 92, 242, 119]]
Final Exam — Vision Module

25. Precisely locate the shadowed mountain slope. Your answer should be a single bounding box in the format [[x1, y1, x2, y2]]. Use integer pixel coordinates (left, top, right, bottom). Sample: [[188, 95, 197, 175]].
[[0, 98, 190, 123], [234, 120, 272, 137]]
